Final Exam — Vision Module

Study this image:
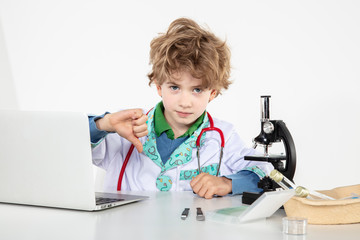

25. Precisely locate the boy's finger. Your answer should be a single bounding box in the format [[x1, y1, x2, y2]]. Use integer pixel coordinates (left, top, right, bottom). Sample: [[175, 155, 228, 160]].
[[190, 172, 206, 187], [190, 173, 205, 190], [133, 124, 148, 134], [198, 187, 209, 198], [132, 114, 148, 125], [191, 183, 201, 194], [204, 189, 215, 199], [114, 109, 138, 119], [130, 109, 145, 120], [134, 130, 148, 138]]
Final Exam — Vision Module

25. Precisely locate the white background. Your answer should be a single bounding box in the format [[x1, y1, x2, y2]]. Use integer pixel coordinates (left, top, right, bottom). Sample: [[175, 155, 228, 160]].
[[1, 0, 359, 190]]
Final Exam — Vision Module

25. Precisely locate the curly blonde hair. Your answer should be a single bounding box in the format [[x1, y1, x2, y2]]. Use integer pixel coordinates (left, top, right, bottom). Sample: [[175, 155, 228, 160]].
[[147, 18, 231, 96]]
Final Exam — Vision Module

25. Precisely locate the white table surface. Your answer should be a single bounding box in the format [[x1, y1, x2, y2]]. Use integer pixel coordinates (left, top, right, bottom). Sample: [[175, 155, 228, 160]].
[[0, 191, 359, 240]]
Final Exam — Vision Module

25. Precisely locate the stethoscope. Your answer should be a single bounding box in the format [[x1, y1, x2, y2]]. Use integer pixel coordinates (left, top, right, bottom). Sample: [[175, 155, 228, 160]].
[[117, 112, 225, 191]]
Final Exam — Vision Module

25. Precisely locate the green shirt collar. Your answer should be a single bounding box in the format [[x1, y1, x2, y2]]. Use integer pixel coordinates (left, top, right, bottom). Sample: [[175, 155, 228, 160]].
[[154, 101, 205, 140]]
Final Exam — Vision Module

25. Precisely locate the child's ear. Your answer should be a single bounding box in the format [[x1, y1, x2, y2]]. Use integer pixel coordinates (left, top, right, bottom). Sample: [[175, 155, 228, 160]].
[[155, 80, 162, 97], [209, 90, 217, 102]]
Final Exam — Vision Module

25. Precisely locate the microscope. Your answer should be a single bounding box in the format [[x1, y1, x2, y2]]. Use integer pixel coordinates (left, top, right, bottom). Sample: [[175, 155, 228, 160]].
[[242, 96, 297, 204]]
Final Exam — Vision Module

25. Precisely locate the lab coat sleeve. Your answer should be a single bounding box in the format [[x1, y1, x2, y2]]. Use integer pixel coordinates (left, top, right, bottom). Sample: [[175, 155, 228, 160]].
[[88, 113, 111, 146], [89, 108, 147, 171], [88, 112, 123, 170], [91, 131, 128, 170], [220, 128, 273, 195], [225, 170, 262, 195]]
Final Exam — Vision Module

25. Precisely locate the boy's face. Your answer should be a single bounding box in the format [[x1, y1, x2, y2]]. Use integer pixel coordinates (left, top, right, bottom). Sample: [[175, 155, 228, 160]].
[[156, 71, 216, 133]]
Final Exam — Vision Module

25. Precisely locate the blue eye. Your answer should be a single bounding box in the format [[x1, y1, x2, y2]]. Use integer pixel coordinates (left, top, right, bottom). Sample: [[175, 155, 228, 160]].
[[170, 86, 179, 91], [193, 88, 202, 93]]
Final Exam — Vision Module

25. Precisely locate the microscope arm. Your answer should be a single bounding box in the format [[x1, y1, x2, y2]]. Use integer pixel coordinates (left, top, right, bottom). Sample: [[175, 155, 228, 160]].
[[276, 121, 296, 181]]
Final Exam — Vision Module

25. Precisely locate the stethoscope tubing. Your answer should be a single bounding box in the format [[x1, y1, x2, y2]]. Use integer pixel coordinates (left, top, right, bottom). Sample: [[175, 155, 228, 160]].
[[117, 144, 134, 191]]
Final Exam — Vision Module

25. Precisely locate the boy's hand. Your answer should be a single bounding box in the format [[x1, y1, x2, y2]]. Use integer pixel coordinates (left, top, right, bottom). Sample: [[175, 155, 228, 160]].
[[96, 109, 148, 152], [190, 173, 232, 199]]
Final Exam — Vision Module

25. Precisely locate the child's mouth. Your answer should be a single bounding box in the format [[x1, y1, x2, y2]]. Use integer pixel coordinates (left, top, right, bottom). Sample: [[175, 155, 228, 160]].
[[176, 111, 192, 118]]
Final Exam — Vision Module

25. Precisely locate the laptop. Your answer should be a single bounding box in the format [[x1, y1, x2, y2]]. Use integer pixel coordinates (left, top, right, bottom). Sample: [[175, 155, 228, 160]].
[[207, 189, 295, 224], [0, 110, 148, 211]]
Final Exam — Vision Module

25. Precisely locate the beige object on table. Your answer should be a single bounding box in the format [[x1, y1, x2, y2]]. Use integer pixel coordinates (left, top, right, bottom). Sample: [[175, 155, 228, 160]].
[[284, 184, 360, 225]]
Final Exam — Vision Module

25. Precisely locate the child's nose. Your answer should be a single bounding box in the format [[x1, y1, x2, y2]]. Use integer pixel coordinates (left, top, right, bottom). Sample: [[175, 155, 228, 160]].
[[179, 92, 192, 107]]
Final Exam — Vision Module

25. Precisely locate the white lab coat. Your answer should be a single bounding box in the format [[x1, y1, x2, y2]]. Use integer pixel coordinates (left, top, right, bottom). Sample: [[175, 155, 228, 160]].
[[92, 114, 273, 192]]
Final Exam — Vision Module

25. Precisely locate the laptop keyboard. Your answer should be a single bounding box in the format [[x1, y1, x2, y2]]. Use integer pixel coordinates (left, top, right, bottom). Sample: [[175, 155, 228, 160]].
[[96, 197, 124, 205]]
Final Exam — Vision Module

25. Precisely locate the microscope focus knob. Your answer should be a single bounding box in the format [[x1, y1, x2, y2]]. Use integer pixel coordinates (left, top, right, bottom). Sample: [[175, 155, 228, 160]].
[[263, 121, 274, 134]]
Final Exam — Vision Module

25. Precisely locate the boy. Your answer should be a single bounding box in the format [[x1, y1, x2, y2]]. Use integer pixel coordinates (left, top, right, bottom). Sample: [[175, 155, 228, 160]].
[[89, 18, 273, 199]]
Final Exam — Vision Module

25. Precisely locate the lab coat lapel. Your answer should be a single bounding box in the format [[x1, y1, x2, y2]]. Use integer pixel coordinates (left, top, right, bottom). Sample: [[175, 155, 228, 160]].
[[143, 107, 210, 171], [162, 113, 209, 171], [142, 108, 163, 168]]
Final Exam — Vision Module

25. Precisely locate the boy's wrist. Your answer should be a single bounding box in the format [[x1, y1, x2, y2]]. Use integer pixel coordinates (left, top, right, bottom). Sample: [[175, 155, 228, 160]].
[[221, 176, 233, 194], [95, 113, 114, 132]]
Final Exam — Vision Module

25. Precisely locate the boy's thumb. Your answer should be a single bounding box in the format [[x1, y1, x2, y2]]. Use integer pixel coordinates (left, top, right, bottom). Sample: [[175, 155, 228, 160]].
[[127, 136, 143, 153]]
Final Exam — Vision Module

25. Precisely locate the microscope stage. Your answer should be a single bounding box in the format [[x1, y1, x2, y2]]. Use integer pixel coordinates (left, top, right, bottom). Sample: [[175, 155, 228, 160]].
[[244, 154, 287, 162]]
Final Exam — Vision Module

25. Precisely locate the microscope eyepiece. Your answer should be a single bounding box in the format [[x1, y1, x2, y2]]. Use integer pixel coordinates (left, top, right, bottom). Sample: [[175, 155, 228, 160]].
[[260, 95, 271, 122]]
